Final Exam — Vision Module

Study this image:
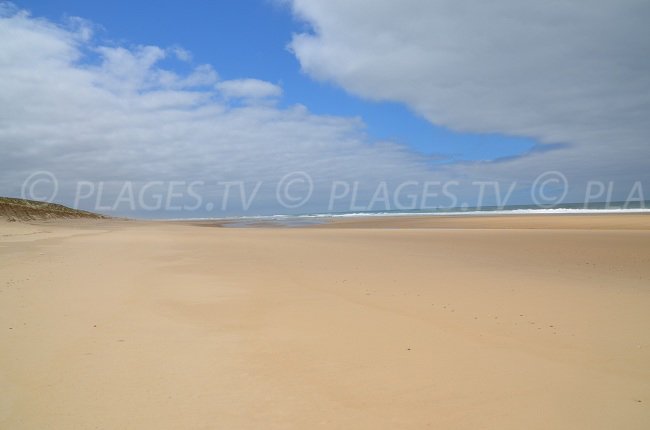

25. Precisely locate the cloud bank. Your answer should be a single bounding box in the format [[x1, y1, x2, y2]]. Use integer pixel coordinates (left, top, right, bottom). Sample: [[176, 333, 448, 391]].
[[288, 0, 650, 185]]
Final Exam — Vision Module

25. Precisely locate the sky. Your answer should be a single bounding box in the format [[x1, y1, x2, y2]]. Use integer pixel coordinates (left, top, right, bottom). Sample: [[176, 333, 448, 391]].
[[1, 0, 649, 217]]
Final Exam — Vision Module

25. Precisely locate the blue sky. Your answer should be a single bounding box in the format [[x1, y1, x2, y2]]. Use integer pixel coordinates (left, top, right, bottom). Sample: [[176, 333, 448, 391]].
[[19, 0, 536, 162], [2, 1, 648, 216]]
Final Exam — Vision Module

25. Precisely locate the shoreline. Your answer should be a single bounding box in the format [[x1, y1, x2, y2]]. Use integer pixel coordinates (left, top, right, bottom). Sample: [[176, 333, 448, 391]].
[[175, 212, 650, 229]]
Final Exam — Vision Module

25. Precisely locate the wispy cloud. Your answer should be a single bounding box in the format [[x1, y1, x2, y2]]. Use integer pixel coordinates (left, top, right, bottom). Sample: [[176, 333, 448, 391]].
[[216, 78, 282, 100]]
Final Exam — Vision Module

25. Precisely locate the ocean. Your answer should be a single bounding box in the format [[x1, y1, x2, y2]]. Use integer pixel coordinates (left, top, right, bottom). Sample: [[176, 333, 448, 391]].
[[216, 200, 650, 227]]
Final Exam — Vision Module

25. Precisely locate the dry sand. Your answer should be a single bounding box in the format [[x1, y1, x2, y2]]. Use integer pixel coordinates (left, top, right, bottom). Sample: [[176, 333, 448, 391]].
[[1, 214, 649, 429]]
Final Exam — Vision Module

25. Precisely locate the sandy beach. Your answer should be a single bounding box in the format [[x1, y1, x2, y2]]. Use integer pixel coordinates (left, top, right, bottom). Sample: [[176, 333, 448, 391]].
[[1, 214, 649, 429]]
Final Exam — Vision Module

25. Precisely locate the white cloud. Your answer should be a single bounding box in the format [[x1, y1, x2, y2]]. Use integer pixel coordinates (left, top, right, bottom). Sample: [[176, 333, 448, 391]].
[[0, 6, 434, 216], [288, 0, 650, 184], [216, 78, 283, 99], [171, 46, 192, 62]]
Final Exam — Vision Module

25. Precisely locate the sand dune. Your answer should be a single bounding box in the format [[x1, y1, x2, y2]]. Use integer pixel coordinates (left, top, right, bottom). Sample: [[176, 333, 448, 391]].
[[0, 197, 106, 222], [1, 215, 649, 429]]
